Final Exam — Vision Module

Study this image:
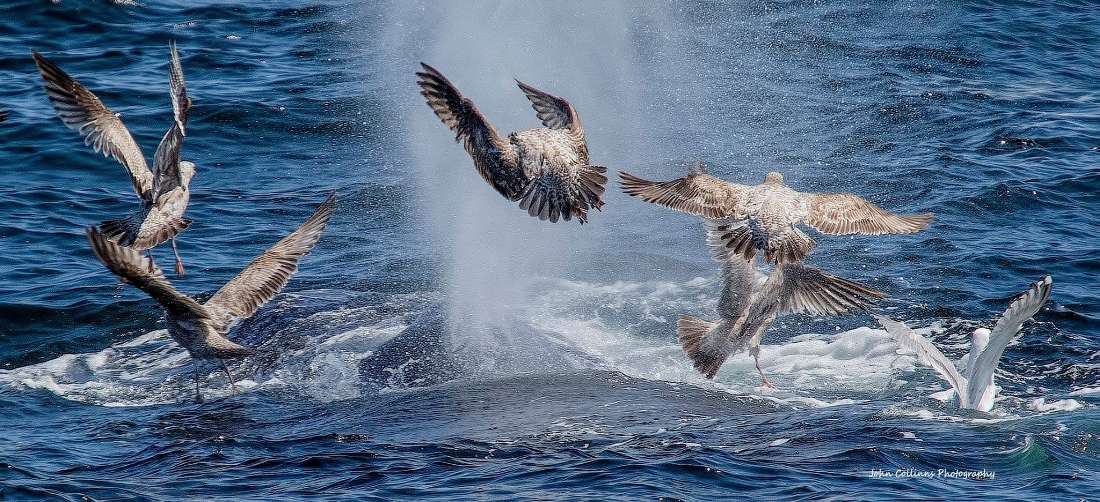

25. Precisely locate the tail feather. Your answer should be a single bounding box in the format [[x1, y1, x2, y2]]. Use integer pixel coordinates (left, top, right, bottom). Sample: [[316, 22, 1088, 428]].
[[766, 227, 816, 264], [99, 217, 192, 249], [574, 164, 608, 211], [677, 315, 729, 379], [517, 178, 567, 223], [718, 222, 758, 262], [98, 218, 137, 247]]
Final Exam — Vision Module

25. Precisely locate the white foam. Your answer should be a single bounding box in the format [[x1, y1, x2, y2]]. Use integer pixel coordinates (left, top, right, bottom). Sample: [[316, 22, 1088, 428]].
[[1069, 386, 1100, 397], [523, 277, 914, 407], [0, 293, 430, 406], [1028, 397, 1082, 412]]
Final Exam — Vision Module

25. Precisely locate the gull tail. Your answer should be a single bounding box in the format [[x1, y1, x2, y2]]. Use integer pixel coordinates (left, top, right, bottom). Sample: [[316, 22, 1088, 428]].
[[100, 217, 192, 249], [677, 315, 730, 379], [575, 164, 608, 211], [764, 226, 816, 264]]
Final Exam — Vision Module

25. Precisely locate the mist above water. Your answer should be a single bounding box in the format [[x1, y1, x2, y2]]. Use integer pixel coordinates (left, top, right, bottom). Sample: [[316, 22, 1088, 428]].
[[381, 2, 683, 374]]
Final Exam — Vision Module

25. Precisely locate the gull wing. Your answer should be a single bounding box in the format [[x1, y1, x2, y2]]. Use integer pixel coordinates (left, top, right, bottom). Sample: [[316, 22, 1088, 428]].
[[86, 227, 206, 321], [777, 263, 885, 316], [619, 171, 747, 219], [416, 63, 526, 200], [515, 80, 579, 131], [965, 275, 1052, 407], [32, 49, 153, 200], [704, 219, 756, 321], [803, 192, 932, 235], [204, 192, 336, 322], [151, 42, 191, 201], [876, 315, 967, 398]]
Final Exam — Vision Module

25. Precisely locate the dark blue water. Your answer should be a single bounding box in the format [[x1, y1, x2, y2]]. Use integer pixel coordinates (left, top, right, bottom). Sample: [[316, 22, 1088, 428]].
[[1, 0, 1098, 499]]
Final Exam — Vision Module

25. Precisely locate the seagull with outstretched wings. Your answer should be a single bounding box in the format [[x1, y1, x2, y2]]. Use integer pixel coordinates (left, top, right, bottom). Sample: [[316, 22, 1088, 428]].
[[86, 192, 337, 402], [876, 275, 1052, 412], [678, 219, 885, 386], [620, 162, 932, 263]]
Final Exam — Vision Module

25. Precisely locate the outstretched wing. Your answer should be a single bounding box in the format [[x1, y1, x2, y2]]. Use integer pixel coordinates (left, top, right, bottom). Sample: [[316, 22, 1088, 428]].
[[966, 275, 1052, 407], [86, 227, 206, 321], [151, 42, 192, 201], [704, 219, 756, 321], [619, 171, 747, 219], [204, 192, 337, 322], [777, 263, 885, 316], [876, 315, 967, 398], [803, 192, 932, 236], [32, 49, 153, 199], [416, 63, 526, 199], [515, 80, 579, 131]]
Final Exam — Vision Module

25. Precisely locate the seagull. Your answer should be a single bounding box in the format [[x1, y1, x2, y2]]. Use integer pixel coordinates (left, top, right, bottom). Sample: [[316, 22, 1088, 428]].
[[34, 44, 194, 275], [876, 275, 1052, 412], [620, 162, 932, 263], [416, 63, 608, 224], [678, 220, 885, 386], [86, 191, 337, 403]]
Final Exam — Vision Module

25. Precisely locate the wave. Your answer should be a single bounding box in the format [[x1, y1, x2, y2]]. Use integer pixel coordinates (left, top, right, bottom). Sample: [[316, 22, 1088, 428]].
[[0, 275, 1081, 418]]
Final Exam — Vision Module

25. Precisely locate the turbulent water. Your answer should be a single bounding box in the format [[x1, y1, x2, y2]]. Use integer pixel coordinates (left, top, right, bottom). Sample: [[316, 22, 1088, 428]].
[[1, 0, 1098, 499]]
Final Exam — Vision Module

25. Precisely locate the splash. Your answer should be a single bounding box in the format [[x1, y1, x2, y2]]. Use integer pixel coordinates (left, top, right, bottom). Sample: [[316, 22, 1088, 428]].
[[385, 2, 666, 375]]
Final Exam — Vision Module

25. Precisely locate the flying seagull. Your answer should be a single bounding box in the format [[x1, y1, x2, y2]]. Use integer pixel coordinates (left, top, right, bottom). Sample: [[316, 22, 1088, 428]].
[[678, 220, 885, 386], [34, 44, 194, 275], [876, 275, 1052, 412], [620, 162, 932, 263], [86, 192, 337, 403], [416, 62, 608, 224]]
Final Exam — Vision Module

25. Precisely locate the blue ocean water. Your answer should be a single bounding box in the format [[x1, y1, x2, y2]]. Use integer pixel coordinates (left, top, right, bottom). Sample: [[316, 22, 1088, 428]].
[[0, 0, 1098, 499]]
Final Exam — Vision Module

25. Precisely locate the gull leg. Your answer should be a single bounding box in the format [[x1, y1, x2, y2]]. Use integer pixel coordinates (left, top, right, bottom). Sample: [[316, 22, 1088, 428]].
[[221, 360, 239, 394], [171, 237, 185, 276], [193, 359, 204, 404], [146, 249, 156, 273], [752, 346, 774, 388]]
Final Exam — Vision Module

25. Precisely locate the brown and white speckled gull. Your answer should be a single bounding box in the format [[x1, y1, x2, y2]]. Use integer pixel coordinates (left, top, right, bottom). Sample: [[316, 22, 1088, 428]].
[[619, 162, 933, 263], [33, 43, 195, 275], [86, 191, 337, 403], [416, 63, 608, 224], [677, 219, 886, 386]]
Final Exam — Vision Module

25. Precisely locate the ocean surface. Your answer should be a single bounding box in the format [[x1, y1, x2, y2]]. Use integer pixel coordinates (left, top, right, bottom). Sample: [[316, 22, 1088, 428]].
[[0, 0, 1098, 499]]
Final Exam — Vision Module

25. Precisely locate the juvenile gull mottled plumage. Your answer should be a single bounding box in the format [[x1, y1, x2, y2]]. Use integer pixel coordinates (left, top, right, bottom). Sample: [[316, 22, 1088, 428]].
[[416, 63, 608, 223], [34, 44, 195, 275], [678, 220, 885, 385], [876, 275, 1052, 412], [620, 162, 932, 263], [86, 192, 337, 402]]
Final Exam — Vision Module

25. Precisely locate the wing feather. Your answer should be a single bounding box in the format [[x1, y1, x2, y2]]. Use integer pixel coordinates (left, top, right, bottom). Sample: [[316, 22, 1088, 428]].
[[151, 42, 191, 200], [204, 192, 337, 321], [776, 263, 884, 316], [965, 275, 1052, 407], [515, 80, 578, 131], [619, 171, 746, 219], [876, 315, 967, 398], [416, 63, 526, 199], [704, 219, 756, 321], [86, 227, 206, 320], [32, 49, 153, 199], [804, 192, 932, 235]]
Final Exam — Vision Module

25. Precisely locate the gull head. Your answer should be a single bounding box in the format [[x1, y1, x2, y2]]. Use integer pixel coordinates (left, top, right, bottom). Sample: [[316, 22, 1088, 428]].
[[971, 327, 991, 354]]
